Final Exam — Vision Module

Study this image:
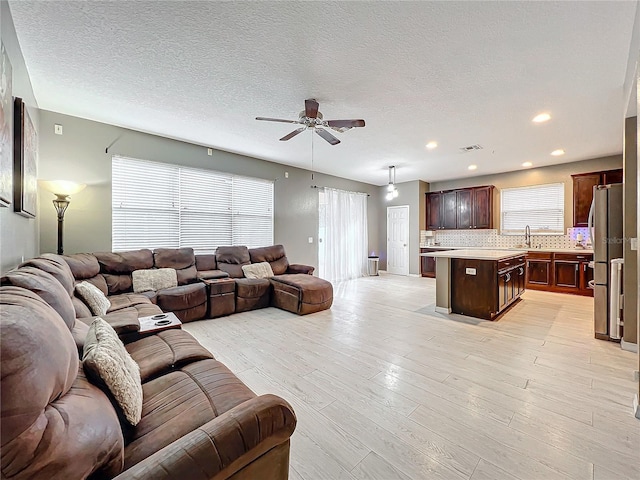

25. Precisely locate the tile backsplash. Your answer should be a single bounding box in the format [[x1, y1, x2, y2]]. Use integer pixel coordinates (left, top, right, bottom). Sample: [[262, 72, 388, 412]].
[[420, 228, 590, 249]]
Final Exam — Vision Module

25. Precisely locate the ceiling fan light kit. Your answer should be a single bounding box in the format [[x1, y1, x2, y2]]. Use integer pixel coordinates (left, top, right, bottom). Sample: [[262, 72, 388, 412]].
[[256, 99, 366, 146]]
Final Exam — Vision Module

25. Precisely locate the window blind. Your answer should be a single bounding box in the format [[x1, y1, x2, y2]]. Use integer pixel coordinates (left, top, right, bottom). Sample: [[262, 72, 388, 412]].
[[112, 156, 274, 253], [500, 182, 564, 234]]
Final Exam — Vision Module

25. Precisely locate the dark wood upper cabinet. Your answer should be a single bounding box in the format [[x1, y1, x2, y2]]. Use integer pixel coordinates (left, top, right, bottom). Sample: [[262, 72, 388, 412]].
[[426, 192, 442, 230], [442, 191, 458, 229], [572, 169, 622, 227], [456, 189, 473, 229], [472, 186, 493, 229], [425, 185, 494, 230]]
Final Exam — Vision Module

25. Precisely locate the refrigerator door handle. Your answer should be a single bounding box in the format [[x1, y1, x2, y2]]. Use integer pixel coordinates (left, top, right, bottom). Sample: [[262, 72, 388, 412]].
[[587, 197, 595, 246]]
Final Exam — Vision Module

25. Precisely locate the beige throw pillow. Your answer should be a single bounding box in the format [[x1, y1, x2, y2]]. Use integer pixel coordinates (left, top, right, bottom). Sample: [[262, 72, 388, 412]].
[[242, 262, 274, 279], [75, 281, 111, 316], [82, 318, 143, 425], [132, 268, 177, 293]]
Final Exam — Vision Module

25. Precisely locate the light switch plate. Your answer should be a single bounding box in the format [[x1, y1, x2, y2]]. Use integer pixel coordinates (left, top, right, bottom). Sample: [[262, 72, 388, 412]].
[[308, 237, 313, 244], [54, 124, 63, 135], [207, 148, 213, 156], [465, 268, 477, 275], [631, 237, 638, 251]]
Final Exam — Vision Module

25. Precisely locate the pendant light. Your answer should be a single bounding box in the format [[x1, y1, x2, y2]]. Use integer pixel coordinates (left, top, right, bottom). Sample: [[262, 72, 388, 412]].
[[386, 166, 398, 201]]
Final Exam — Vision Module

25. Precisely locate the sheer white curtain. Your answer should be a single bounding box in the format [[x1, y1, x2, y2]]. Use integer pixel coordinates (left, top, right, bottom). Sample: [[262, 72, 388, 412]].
[[318, 188, 368, 283]]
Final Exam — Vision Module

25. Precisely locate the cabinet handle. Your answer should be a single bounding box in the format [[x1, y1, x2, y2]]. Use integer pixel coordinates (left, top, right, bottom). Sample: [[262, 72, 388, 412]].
[[505, 273, 511, 282], [519, 267, 524, 275], [575, 264, 579, 272], [584, 264, 587, 272]]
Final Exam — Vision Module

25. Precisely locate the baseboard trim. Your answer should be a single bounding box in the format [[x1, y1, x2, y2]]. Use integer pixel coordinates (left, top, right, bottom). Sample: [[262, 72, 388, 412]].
[[435, 306, 452, 314], [621, 339, 639, 353]]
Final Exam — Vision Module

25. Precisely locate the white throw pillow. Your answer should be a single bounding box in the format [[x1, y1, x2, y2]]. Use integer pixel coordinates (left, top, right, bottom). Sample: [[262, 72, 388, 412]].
[[242, 262, 275, 279], [75, 281, 111, 316], [132, 268, 177, 293], [82, 318, 143, 425]]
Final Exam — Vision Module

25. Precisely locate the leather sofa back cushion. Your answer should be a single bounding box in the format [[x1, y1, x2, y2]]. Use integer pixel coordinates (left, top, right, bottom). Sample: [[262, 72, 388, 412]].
[[20, 254, 76, 296], [104, 273, 133, 295], [195, 254, 217, 271], [63, 253, 101, 279], [1, 267, 76, 331], [83, 318, 143, 425], [216, 246, 250, 278], [249, 245, 290, 275], [95, 249, 154, 274], [132, 268, 178, 293], [154, 248, 197, 285]]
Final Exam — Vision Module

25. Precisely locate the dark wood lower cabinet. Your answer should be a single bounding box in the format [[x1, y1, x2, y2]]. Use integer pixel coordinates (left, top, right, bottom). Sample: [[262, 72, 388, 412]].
[[420, 248, 451, 277], [451, 255, 526, 320], [526, 252, 593, 296]]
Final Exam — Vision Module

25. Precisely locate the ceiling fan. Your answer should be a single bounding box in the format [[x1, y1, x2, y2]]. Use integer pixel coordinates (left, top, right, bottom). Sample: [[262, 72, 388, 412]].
[[256, 99, 365, 145]]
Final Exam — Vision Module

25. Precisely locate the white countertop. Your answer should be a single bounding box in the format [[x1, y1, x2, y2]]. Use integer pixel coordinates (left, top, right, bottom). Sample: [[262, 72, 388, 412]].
[[421, 249, 528, 261], [420, 245, 593, 254]]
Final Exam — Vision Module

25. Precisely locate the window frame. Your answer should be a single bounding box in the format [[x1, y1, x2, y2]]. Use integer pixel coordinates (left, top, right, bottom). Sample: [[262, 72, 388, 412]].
[[500, 182, 565, 236]]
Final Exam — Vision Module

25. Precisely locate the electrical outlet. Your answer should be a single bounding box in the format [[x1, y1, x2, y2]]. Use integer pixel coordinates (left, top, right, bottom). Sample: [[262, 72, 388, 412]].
[[54, 124, 63, 135], [465, 268, 477, 275], [308, 237, 313, 244], [285, 172, 289, 178], [631, 238, 638, 251], [207, 148, 213, 156]]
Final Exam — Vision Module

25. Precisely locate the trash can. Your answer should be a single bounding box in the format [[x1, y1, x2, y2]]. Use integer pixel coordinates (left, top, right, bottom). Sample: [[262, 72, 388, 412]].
[[368, 256, 379, 276]]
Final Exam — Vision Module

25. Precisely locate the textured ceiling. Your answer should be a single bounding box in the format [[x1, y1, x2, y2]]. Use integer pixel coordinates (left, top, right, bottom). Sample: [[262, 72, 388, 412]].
[[9, 1, 638, 185]]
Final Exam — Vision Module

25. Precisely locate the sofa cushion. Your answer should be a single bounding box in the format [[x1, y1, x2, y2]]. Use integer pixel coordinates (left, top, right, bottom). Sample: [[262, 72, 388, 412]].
[[95, 249, 154, 275], [216, 245, 250, 278], [123, 359, 256, 469], [107, 293, 153, 313], [249, 244, 290, 275], [156, 283, 207, 312], [103, 273, 133, 295], [154, 248, 197, 285], [21, 254, 76, 296], [83, 318, 143, 425], [270, 274, 334, 315], [64, 252, 101, 279], [236, 278, 272, 298], [196, 269, 230, 280], [195, 253, 217, 271], [76, 280, 111, 316], [72, 295, 93, 318], [126, 329, 215, 382], [1, 287, 123, 479], [132, 268, 177, 293], [1, 267, 76, 331]]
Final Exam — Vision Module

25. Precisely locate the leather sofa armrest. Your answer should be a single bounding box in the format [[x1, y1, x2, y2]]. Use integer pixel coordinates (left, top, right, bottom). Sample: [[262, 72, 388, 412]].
[[286, 264, 315, 275], [112, 394, 296, 480], [78, 310, 140, 335], [197, 270, 230, 280]]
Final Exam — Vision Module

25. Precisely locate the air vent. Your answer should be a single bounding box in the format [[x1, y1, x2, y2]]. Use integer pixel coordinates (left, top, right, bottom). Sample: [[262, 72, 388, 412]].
[[459, 144, 483, 152]]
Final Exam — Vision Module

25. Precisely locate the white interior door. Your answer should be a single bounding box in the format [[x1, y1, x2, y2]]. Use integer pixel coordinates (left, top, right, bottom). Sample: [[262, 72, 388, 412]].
[[387, 205, 410, 275]]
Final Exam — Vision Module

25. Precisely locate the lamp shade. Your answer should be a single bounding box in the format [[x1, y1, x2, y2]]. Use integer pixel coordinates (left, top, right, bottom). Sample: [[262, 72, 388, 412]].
[[39, 180, 87, 196]]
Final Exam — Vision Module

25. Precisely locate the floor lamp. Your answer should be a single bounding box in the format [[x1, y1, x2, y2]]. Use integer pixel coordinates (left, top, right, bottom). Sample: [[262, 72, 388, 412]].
[[39, 180, 86, 255]]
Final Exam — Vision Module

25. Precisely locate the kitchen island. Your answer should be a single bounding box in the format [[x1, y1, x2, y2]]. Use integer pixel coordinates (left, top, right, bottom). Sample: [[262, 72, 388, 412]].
[[421, 249, 527, 320]]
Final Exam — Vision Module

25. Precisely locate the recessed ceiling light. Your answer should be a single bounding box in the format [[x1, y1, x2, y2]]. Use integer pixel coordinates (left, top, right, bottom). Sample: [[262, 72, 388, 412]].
[[532, 113, 551, 123], [522, 161, 533, 168], [551, 149, 565, 156], [426, 141, 438, 149], [468, 165, 477, 171]]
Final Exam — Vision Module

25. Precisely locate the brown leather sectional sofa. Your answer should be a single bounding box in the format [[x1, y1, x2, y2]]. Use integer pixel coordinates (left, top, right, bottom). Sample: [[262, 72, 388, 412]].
[[0, 243, 331, 479]]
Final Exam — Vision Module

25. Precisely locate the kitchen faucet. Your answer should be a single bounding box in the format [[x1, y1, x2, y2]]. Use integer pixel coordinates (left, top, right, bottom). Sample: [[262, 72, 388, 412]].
[[525, 225, 531, 248]]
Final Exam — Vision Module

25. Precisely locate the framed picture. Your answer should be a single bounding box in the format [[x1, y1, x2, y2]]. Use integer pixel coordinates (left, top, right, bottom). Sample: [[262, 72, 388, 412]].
[[0, 41, 12, 207], [13, 97, 37, 218]]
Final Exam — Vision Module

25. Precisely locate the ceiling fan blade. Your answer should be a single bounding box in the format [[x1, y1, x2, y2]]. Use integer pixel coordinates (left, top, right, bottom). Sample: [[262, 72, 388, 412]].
[[279, 127, 306, 141], [256, 117, 299, 124], [305, 99, 319, 119], [326, 119, 366, 128], [315, 128, 341, 145]]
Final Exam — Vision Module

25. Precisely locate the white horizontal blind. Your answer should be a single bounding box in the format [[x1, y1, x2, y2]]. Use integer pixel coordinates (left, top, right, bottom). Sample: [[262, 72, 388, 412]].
[[112, 157, 180, 250], [501, 183, 564, 234], [112, 156, 274, 253]]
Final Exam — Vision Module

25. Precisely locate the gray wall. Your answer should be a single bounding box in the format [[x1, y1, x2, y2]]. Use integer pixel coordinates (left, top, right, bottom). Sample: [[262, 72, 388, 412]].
[[0, 1, 39, 273], [37, 110, 379, 270], [430, 155, 623, 231], [623, 116, 638, 346], [377, 179, 428, 275]]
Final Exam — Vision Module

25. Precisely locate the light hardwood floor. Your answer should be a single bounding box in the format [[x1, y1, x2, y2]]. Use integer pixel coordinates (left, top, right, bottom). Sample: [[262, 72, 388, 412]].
[[184, 273, 639, 480]]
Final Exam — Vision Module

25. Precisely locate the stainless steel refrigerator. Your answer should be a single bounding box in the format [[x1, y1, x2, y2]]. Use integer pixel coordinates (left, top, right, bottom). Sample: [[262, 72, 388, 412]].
[[588, 183, 623, 340]]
